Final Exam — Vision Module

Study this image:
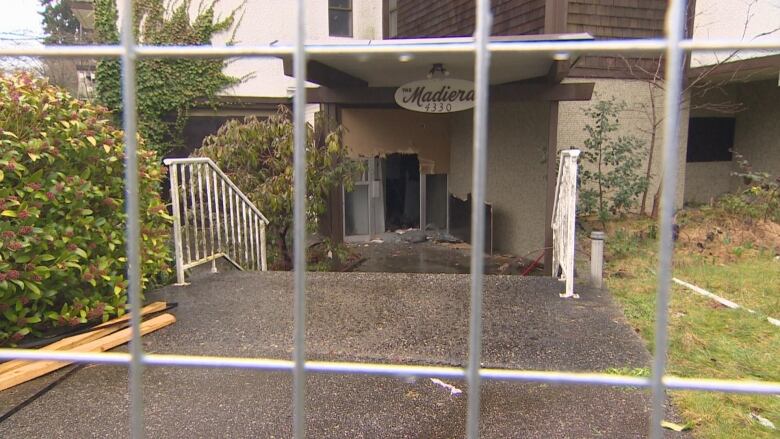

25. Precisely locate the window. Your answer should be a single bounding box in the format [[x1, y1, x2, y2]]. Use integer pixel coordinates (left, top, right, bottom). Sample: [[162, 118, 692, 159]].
[[686, 117, 736, 162], [329, 0, 353, 37]]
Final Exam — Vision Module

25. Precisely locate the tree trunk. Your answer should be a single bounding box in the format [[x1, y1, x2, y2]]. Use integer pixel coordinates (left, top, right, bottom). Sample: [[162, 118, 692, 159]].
[[277, 225, 292, 270], [641, 83, 659, 215], [651, 183, 662, 219]]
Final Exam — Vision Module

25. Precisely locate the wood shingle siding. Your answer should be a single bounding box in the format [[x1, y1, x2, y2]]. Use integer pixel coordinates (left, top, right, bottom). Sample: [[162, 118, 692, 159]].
[[393, 0, 682, 79], [566, 0, 668, 78], [567, 0, 666, 38], [395, 0, 546, 38]]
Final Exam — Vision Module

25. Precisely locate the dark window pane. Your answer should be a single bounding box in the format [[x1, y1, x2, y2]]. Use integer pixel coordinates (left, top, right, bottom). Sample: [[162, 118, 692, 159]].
[[329, 10, 352, 37], [329, 0, 351, 9], [686, 117, 736, 162]]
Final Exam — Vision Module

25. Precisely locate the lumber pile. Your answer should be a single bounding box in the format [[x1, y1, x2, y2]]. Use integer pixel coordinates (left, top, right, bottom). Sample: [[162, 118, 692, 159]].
[[0, 302, 175, 391]]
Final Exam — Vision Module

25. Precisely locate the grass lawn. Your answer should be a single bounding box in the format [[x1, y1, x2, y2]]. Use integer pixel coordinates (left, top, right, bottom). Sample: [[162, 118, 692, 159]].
[[594, 208, 779, 438]]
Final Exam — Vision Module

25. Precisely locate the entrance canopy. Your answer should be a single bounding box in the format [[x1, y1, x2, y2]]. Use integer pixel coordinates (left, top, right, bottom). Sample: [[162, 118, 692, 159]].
[[278, 33, 594, 90]]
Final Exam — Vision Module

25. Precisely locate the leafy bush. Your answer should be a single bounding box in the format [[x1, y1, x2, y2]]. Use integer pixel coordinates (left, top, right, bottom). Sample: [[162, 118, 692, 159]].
[[578, 99, 649, 224], [0, 72, 171, 345], [719, 150, 779, 222], [608, 228, 642, 259], [194, 107, 361, 269]]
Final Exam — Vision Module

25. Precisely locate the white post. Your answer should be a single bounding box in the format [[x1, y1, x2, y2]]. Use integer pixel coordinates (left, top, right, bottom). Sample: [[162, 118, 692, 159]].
[[242, 202, 249, 267], [181, 166, 191, 266], [590, 230, 605, 289], [197, 164, 208, 270], [169, 164, 187, 285], [247, 207, 256, 269], [189, 164, 200, 261], [221, 179, 228, 260], [254, 216, 261, 270], [566, 151, 580, 298], [260, 221, 267, 271], [229, 188, 237, 262], [205, 165, 217, 273]]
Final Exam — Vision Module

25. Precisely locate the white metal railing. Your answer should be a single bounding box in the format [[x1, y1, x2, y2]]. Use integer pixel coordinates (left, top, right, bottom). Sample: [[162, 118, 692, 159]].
[[164, 157, 269, 284], [552, 149, 580, 299]]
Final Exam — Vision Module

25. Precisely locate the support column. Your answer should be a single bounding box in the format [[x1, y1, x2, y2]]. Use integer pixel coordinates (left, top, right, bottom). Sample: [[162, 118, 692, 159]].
[[544, 101, 559, 276], [320, 103, 344, 243], [544, 0, 568, 34]]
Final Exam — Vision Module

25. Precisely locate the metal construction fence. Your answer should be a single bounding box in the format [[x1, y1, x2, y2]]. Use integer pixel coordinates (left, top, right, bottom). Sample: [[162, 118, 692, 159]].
[[1, 0, 779, 438]]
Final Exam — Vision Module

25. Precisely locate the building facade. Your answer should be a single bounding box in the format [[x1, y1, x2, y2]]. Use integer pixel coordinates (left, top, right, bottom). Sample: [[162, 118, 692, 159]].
[[388, 0, 693, 216], [67, 0, 778, 269], [684, 0, 780, 204]]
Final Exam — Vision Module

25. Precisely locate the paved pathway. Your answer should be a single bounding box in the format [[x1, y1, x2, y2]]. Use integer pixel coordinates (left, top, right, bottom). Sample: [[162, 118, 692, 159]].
[[0, 272, 685, 438]]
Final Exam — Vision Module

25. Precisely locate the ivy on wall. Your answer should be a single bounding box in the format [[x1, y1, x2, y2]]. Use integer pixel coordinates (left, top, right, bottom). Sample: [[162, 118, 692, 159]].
[[94, 0, 242, 157]]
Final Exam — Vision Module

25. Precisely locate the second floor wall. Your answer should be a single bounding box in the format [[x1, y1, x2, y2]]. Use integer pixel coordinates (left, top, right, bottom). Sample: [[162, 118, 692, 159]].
[[691, 0, 780, 67], [212, 0, 383, 97]]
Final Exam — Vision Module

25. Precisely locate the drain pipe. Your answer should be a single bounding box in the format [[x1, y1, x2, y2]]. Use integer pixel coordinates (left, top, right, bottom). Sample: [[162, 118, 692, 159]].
[[590, 231, 605, 289]]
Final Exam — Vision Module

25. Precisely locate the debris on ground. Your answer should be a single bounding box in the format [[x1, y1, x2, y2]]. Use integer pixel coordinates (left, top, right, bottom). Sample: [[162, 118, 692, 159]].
[[749, 412, 776, 429], [660, 420, 692, 432], [402, 230, 428, 243], [427, 230, 462, 243], [0, 302, 175, 391], [430, 378, 463, 397]]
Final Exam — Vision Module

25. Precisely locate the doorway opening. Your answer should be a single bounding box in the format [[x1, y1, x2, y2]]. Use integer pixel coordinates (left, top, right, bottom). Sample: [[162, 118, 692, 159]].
[[384, 153, 420, 231]]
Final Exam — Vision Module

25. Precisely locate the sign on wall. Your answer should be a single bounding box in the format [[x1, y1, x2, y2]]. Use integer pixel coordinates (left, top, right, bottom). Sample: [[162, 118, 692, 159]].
[[394, 78, 476, 113]]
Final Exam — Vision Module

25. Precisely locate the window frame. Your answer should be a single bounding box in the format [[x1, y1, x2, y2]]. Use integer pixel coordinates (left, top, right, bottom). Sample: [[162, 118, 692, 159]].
[[328, 0, 354, 38]]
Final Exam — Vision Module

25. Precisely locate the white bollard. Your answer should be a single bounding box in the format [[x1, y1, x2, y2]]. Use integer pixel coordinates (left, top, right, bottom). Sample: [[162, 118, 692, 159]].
[[590, 231, 605, 289]]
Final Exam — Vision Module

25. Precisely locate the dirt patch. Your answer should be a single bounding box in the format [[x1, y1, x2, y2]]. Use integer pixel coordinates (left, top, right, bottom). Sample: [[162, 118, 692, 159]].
[[676, 209, 780, 264], [579, 209, 780, 266]]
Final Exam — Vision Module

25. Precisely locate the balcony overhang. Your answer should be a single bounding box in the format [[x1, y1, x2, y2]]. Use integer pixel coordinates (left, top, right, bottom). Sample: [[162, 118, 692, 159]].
[[278, 33, 593, 88], [688, 54, 780, 84]]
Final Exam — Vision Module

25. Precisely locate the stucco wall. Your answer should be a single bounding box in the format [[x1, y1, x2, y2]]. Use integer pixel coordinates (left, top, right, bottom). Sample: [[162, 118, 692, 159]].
[[684, 79, 780, 201], [732, 80, 780, 189], [692, 0, 780, 67], [557, 78, 688, 213], [684, 162, 734, 204], [340, 109, 452, 174], [449, 101, 549, 257], [210, 0, 383, 97]]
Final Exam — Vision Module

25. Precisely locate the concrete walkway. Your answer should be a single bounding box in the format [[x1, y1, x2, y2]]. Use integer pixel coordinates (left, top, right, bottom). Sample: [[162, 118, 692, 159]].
[[0, 272, 684, 438], [352, 241, 542, 275]]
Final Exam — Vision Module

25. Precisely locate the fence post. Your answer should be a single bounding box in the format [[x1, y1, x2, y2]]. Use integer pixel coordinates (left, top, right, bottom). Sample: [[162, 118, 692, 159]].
[[260, 221, 267, 271], [168, 163, 187, 285], [590, 230, 605, 289]]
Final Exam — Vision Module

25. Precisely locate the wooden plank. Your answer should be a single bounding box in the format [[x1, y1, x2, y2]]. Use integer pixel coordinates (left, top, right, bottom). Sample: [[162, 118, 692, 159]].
[[547, 59, 571, 84], [94, 302, 167, 329], [0, 327, 121, 376], [0, 302, 167, 375], [0, 314, 176, 392]]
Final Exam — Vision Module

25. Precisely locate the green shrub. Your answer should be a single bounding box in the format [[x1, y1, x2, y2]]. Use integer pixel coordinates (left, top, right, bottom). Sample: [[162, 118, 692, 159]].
[[194, 107, 361, 269], [0, 72, 171, 345], [578, 98, 649, 224], [608, 229, 641, 259], [720, 151, 779, 222]]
